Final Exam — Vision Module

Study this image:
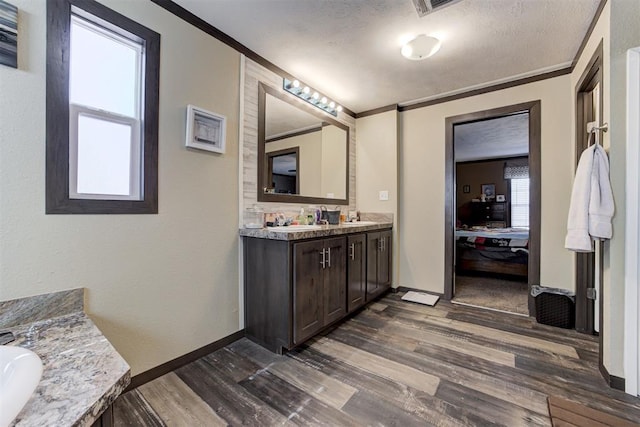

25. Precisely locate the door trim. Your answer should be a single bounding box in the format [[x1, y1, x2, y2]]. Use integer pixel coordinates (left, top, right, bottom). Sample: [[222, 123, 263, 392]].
[[624, 46, 640, 396], [444, 101, 542, 317], [574, 40, 604, 335]]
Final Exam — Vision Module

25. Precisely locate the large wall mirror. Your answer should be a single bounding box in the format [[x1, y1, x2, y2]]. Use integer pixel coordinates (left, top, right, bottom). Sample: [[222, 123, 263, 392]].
[[258, 82, 349, 204]]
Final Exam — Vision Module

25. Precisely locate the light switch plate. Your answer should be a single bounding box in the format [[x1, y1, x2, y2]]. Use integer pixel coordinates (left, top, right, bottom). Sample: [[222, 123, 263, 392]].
[[379, 190, 389, 201]]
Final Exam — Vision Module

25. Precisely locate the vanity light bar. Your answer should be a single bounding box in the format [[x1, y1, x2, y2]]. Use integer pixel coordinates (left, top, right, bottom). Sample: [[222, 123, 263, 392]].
[[283, 78, 342, 117]]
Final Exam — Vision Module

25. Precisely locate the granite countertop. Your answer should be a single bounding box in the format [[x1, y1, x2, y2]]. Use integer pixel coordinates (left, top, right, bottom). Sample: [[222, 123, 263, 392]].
[[239, 221, 393, 241], [1, 290, 130, 427]]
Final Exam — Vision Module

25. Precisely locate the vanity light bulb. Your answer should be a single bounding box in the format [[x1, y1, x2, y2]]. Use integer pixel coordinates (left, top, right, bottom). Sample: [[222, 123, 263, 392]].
[[337, 105, 343, 112], [312, 92, 319, 100], [329, 101, 335, 108], [303, 87, 310, 94], [321, 97, 327, 104], [292, 80, 300, 88]]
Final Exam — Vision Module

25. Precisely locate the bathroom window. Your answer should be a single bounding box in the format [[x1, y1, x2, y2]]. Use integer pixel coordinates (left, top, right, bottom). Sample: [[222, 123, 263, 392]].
[[46, 0, 160, 214], [510, 178, 530, 228]]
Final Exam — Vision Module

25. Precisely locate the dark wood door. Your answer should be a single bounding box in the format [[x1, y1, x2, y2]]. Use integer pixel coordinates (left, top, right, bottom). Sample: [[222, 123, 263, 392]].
[[293, 240, 324, 344], [378, 230, 392, 290], [366, 232, 381, 300], [322, 237, 347, 325], [347, 234, 366, 313], [367, 230, 393, 301]]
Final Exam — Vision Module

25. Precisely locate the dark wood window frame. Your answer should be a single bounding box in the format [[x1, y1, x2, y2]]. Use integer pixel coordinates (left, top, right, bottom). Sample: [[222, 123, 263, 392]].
[[46, 0, 160, 214]]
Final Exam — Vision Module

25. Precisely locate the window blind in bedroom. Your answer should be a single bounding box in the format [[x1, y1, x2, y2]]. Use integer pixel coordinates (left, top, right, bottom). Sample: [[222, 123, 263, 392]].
[[511, 178, 530, 228]]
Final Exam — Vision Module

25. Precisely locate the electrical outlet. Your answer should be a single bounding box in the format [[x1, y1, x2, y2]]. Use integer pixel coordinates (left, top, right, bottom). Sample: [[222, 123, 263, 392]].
[[379, 190, 389, 201]]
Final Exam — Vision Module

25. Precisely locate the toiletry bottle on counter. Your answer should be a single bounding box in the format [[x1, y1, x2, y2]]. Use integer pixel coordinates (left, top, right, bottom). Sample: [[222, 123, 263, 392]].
[[297, 208, 307, 225]]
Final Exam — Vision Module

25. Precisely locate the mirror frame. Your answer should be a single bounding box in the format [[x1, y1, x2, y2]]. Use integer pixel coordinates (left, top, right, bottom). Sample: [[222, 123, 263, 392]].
[[257, 82, 350, 205]]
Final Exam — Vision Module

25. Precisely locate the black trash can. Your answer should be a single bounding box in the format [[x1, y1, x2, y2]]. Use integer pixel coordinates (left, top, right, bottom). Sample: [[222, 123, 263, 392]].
[[531, 285, 575, 329]]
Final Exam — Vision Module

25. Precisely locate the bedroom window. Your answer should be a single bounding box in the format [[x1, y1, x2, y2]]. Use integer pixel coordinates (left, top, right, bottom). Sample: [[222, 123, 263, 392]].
[[510, 178, 530, 228], [46, 0, 160, 214]]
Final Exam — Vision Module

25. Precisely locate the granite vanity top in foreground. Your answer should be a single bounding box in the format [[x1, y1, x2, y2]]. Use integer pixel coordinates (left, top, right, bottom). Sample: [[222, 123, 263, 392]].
[[1, 290, 130, 427], [239, 221, 393, 241]]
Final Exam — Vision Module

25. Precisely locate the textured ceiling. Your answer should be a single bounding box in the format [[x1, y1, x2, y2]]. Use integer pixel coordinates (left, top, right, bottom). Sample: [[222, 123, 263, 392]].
[[455, 113, 529, 162], [172, 0, 600, 113]]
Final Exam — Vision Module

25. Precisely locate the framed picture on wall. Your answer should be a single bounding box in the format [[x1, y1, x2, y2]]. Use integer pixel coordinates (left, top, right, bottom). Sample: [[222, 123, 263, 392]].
[[481, 183, 495, 199], [185, 105, 226, 154], [0, 1, 18, 69]]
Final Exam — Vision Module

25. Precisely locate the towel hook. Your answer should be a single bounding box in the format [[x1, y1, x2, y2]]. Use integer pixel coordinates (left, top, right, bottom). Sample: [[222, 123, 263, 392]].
[[587, 122, 609, 134]]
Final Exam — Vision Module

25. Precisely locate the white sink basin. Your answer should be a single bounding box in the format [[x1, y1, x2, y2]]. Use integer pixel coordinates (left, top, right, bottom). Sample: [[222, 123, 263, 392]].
[[341, 221, 378, 226], [0, 346, 43, 427], [267, 225, 322, 232]]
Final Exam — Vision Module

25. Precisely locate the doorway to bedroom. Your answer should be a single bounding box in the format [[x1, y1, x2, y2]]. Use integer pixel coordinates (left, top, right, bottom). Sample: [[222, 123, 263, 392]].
[[444, 102, 541, 316]]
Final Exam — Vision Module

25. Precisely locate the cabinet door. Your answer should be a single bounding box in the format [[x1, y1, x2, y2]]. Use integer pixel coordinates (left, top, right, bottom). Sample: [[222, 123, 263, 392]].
[[323, 237, 347, 325], [366, 232, 381, 300], [293, 240, 324, 344], [347, 234, 366, 313], [378, 230, 392, 290]]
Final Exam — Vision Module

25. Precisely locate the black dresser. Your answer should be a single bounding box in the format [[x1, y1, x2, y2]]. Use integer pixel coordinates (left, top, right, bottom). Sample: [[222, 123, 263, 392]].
[[469, 201, 509, 226]]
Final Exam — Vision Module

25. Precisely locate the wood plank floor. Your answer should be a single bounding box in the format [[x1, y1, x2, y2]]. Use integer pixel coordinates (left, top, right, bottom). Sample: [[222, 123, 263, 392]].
[[113, 292, 640, 426]]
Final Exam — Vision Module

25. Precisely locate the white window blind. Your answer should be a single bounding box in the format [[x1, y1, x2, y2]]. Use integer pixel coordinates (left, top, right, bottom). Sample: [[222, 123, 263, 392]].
[[510, 178, 530, 228]]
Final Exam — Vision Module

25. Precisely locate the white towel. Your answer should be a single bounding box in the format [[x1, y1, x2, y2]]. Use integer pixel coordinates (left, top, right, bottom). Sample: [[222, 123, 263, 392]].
[[589, 145, 614, 238], [565, 144, 614, 252]]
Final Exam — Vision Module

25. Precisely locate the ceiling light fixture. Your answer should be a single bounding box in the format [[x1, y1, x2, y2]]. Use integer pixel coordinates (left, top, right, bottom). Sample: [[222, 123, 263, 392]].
[[401, 34, 441, 60], [283, 78, 341, 116]]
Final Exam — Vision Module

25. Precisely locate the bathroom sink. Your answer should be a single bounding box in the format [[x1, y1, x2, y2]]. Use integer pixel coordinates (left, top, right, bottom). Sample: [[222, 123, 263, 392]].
[[0, 346, 43, 427], [267, 225, 322, 232], [341, 221, 378, 226]]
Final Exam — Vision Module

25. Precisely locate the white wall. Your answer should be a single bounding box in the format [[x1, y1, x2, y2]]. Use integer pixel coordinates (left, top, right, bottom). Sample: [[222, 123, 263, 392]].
[[321, 125, 348, 199], [356, 110, 399, 285], [0, 0, 241, 375], [398, 76, 574, 293], [608, 0, 640, 381]]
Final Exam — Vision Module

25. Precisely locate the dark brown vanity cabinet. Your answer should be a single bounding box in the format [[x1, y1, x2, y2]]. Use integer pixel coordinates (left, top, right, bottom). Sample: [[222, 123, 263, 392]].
[[366, 230, 392, 300], [293, 237, 346, 344], [347, 234, 367, 313], [243, 227, 391, 354]]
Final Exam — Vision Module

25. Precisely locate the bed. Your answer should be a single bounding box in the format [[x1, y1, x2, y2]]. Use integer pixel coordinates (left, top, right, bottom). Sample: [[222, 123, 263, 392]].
[[455, 227, 529, 279]]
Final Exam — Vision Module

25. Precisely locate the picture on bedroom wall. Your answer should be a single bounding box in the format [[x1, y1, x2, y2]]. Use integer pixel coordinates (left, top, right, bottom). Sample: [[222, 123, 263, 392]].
[[481, 183, 495, 199], [0, 0, 17, 69]]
